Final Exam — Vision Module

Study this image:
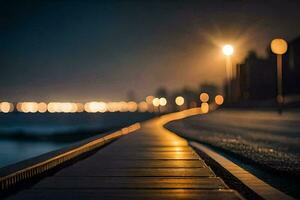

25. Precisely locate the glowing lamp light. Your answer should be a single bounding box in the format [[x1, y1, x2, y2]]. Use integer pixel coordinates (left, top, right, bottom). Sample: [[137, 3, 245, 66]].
[[159, 97, 167, 106], [127, 101, 138, 112], [84, 101, 107, 113], [175, 96, 184, 106], [222, 44, 234, 56], [215, 95, 224, 105], [271, 38, 288, 55], [200, 93, 209, 103], [0, 102, 13, 113], [152, 98, 160, 107], [38, 102, 48, 113], [138, 101, 148, 112], [146, 96, 154, 104]]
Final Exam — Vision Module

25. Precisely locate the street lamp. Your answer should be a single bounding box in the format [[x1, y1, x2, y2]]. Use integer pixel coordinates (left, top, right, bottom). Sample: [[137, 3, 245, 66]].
[[222, 44, 234, 56], [271, 38, 288, 114], [222, 44, 234, 102]]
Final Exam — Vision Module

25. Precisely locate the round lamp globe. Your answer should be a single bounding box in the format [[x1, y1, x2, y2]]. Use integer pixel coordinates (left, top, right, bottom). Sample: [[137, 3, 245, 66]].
[[271, 38, 288, 55]]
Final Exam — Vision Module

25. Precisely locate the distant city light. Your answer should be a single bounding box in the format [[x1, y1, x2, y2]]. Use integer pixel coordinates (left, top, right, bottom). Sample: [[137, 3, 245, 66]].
[[107, 102, 118, 112], [0, 98, 164, 114], [152, 98, 160, 107], [146, 96, 154, 104], [159, 97, 167, 106], [200, 93, 209, 103], [215, 95, 224, 105], [222, 44, 234, 56], [85, 102, 107, 113], [38, 102, 48, 113], [175, 96, 184, 106], [138, 101, 148, 112], [127, 101, 138, 112], [76, 103, 84, 112], [0, 102, 14, 113], [20, 102, 38, 113]]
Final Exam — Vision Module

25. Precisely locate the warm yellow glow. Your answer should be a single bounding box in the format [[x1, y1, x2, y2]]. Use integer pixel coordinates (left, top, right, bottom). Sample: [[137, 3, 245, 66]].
[[84, 101, 107, 113], [222, 44, 234, 56], [21, 102, 38, 113], [200, 93, 209, 103], [47, 102, 56, 113], [159, 97, 167, 106], [152, 98, 160, 107], [76, 103, 84, 112], [127, 101, 138, 112], [271, 38, 288, 55], [107, 102, 118, 112], [138, 101, 148, 112], [215, 95, 224, 105], [16, 103, 22, 112], [201, 102, 209, 113], [119, 101, 128, 112], [45, 102, 79, 113], [61, 103, 77, 113], [0, 102, 13, 113], [175, 96, 184, 106], [98, 102, 107, 113], [146, 96, 154, 104], [38, 102, 47, 113]]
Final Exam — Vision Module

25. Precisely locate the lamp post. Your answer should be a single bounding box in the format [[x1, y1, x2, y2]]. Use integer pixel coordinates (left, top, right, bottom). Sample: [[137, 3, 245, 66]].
[[270, 38, 288, 114], [222, 44, 234, 103]]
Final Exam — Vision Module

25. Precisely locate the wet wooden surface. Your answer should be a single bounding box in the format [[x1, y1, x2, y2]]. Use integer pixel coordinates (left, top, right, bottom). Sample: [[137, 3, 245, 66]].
[[8, 116, 243, 200]]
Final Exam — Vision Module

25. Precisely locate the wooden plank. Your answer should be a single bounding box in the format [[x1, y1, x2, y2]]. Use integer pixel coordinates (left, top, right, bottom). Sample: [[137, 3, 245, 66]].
[[93, 152, 200, 159], [8, 189, 242, 200], [57, 160, 206, 168], [33, 177, 227, 189], [55, 168, 215, 177]]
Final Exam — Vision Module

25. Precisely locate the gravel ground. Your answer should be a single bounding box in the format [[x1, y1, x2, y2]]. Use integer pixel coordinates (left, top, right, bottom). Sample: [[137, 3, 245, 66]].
[[165, 109, 300, 177]]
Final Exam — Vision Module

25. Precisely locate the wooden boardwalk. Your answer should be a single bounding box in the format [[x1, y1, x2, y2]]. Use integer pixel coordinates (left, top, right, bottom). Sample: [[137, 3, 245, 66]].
[[8, 111, 243, 200]]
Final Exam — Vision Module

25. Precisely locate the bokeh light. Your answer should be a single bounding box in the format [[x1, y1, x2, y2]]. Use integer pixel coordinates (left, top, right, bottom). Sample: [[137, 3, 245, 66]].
[[175, 96, 184, 106], [222, 44, 234, 56], [200, 93, 209, 103], [152, 98, 160, 107], [38, 102, 48, 113], [138, 101, 148, 112], [146, 96, 154, 104], [84, 102, 107, 113], [159, 97, 167, 106], [0, 102, 14, 113], [215, 95, 224, 105], [127, 101, 138, 112]]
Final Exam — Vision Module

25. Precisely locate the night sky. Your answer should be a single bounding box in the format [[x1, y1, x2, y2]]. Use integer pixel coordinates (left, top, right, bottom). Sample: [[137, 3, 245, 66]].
[[1, 0, 300, 101]]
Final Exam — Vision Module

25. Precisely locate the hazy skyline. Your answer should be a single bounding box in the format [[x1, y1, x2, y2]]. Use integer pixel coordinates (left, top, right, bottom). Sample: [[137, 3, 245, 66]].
[[1, 0, 300, 101]]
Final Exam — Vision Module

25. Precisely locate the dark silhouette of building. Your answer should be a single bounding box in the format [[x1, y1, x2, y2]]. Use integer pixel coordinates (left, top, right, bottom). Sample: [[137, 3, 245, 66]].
[[284, 36, 300, 95], [228, 36, 300, 103]]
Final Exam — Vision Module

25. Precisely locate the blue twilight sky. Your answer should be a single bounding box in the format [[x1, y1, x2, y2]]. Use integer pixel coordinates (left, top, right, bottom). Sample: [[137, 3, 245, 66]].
[[1, 0, 300, 101]]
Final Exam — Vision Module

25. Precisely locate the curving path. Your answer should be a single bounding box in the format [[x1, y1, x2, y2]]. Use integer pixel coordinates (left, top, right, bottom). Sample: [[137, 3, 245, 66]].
[[8, 109, 242, 200]]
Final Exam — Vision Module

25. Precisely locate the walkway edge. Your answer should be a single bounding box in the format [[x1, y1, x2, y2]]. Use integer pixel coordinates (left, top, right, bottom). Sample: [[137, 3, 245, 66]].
[[0, 123, 141, 191], [190, 142, 296, 200]]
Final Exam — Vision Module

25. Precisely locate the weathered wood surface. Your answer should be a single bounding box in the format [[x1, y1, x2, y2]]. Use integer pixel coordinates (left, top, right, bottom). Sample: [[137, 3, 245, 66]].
[[8, 113, 243, 200]]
